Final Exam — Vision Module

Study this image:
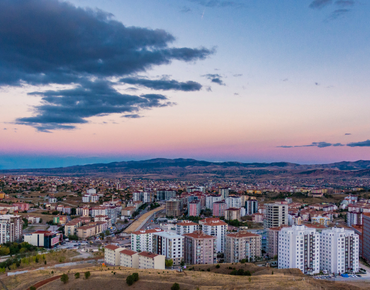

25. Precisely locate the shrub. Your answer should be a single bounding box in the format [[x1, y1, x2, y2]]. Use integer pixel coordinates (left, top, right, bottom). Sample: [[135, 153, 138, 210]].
[[244, 270, 251, 276], [61, 274, 69, 284], [237, 269, 244, 275], [240, 259, 246, 263], [75, 272, 80, 279], [215, 264, 220, 269], [84, 271, 91, 279], [207, 268, 210, 272], [230, 270, 237, 275], [272, 271, 274, 275], [30, 287, 36, 290], [132, 272, 139, 281], [171, 283, 180, 290], [126, 275, 134, 286]]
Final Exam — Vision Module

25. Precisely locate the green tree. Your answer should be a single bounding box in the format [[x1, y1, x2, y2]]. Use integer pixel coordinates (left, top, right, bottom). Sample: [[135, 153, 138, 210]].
[[75, 272, 80, 279], [132, 272, 139, 281], [84, 271, 91, 279], [126, 275, 134, 286], [165, 259, 173, 267], [61, 274, 69, 284], [171, 283, 180, 290], [30, 287, 36, 290]]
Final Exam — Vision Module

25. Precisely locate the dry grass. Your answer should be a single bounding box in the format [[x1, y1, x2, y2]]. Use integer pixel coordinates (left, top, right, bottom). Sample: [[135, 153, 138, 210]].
[[3, 264, 363, 290]]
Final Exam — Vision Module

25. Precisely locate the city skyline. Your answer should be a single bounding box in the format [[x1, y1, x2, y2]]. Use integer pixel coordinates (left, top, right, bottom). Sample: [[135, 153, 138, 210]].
[[2, 0, 370, 169]]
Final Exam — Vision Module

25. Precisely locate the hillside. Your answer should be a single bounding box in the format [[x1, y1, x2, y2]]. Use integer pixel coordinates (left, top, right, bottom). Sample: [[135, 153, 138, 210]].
[[2, 158, 370, 180]]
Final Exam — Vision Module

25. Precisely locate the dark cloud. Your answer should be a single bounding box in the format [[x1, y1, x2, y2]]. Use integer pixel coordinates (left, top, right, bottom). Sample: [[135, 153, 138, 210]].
[[0, 0, 213, 131], [347, 140, 370, 147], [120, 77, 202, 91], [187, 0, 244, 8], [335, 0, 355, 7], [345, 133, 351, 135], [16, 80, 172, 132], [309, 0, 333, 9], [202, 74, 225, 85], [327, 9, 350, 20], [233, 74, 243, 77], [123, 114, 142, 118], [278, 141, 344, 148]]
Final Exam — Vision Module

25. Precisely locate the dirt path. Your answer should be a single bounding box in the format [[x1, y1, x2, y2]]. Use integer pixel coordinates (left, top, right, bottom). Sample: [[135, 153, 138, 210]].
[[124, 206, 164, 233], [27, 275, 61, 290]]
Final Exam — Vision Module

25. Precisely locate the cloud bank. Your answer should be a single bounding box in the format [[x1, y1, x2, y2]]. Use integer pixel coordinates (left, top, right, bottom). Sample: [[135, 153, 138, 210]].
[[0, 0, 213, 131]]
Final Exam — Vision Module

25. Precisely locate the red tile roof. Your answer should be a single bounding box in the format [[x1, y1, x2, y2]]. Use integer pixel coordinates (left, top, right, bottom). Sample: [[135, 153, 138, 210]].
[[132, 228, 163, 235], [226, 231, 260, 238], [105, 245, 119, 251], [120, 249, 137, 256], [138, 251, 158, 258], [183, 230, 215, 239]]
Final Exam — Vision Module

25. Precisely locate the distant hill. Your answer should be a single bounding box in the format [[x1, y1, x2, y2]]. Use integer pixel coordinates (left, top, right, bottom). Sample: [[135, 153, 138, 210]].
[[1, 158, 370, 179]]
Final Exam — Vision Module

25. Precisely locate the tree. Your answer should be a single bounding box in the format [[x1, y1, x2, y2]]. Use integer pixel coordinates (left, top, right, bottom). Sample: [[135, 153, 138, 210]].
[[171, 283, 180, 290], [30, 287, 36, 290], [61, 274, 69, 284], [165, 259, 173, 267], [132, 272, 139, 281], [75, 272, 80, 279], [71, 208, 76, 215], [126, 275, 134, 286], [84, 271, 91, 279], [180, 260, 185, 267]]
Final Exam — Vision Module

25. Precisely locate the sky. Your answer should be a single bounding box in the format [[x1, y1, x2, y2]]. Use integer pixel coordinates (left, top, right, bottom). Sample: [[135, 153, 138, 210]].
[[1, 0, 370, 169]]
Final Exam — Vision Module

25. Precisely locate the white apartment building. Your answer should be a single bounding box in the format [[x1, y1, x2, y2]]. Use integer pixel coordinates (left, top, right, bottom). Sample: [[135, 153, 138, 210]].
[[143, 192, 152, 203], [104, 245, 125, 266], [200, 218, 227, 253], [152, 232, 184, 265], [278, 225, 320, 274], [138, 251, 165, 269], [133, 192, 142, 202], [120, 249, 139, 268], [0, 215, 23, 244], [205, 195, 223, 210], [131, 228, 163, 252], [91, 207, 108, 217], [226, 196, 242, 209], [176, 220, 199, 236], [320, 228, 359, 274], [264, 203, 288, 229]]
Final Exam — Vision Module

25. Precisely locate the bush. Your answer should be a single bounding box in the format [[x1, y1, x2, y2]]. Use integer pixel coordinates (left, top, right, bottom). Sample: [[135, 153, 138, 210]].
[[75, 272, 80, 279], [215, 264, 220, 269], [237, 269, 244, 275], [132, 272, 139, 281], [240, 259, 246, 263], [84, 271, 91, 279], [207, 268, 210, 272], [61, 274, 69, 284], [126, 275, 134, 286], [171, 283, 180, 290], [244, 270, 251, 276], [30, 287, 36, 290]]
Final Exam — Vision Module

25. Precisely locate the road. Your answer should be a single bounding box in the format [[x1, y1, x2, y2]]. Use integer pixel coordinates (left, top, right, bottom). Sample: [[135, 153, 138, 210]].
[[123, 206, 164, 233]]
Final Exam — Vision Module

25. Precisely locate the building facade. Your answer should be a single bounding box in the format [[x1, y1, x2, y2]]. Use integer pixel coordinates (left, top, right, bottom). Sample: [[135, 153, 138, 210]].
[[225, 231, 262, 263], [264, 203, 288, 229], [0, 215, 23, 244], [176, 220, 199, 236], [200, 218, 227, 253], [152, 232, 184, 265], [183, 230, 217, 264], [278, 225, 320, 274], [131, 228, 163, 252]]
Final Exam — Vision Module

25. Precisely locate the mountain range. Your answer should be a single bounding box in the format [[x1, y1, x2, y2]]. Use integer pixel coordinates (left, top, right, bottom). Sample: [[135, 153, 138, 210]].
[[2, 158, 370, 180]]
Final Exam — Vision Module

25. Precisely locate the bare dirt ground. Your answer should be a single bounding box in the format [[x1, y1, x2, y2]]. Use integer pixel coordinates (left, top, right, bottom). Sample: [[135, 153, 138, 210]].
[[124, 206, 164, 234], [3, 264, 364, 290]]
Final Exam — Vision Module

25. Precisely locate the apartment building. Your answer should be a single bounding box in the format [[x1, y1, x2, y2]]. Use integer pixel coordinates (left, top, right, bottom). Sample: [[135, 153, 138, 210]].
[[363, 213, 370, 263], [245, 200, 258, 215], [212, 201, 226, 217], [206, 195, 223, 210], [188, 200, 201, 216], [24, 230, 62, 248], [225, 196, 242, 209], [225, 208, 241, 221], [199, 218, 227, 253], [152, 232, 184, 265], [120, 249, 139, 268], [131, 228, 163, 252], [183, 230, 217, 265], [166, 199, 182, 217], [91, 206, 108, 217], [278, 225, 320, 274], [264, 203, 288, 229], [157, 190, 176, 201], [347, 212, 363, 227], [266, 225, 289, 258], [138, 251, 165, 269], [0, 215, 23, 244], [176, 220, 199, 236], [104, 244, 125, 266], [225, 231, 261, 262], [320, 227, 359, 274]]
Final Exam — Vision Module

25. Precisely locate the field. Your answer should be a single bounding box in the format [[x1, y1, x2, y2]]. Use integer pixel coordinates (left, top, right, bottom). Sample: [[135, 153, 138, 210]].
[[2, 263, 365, 290]]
